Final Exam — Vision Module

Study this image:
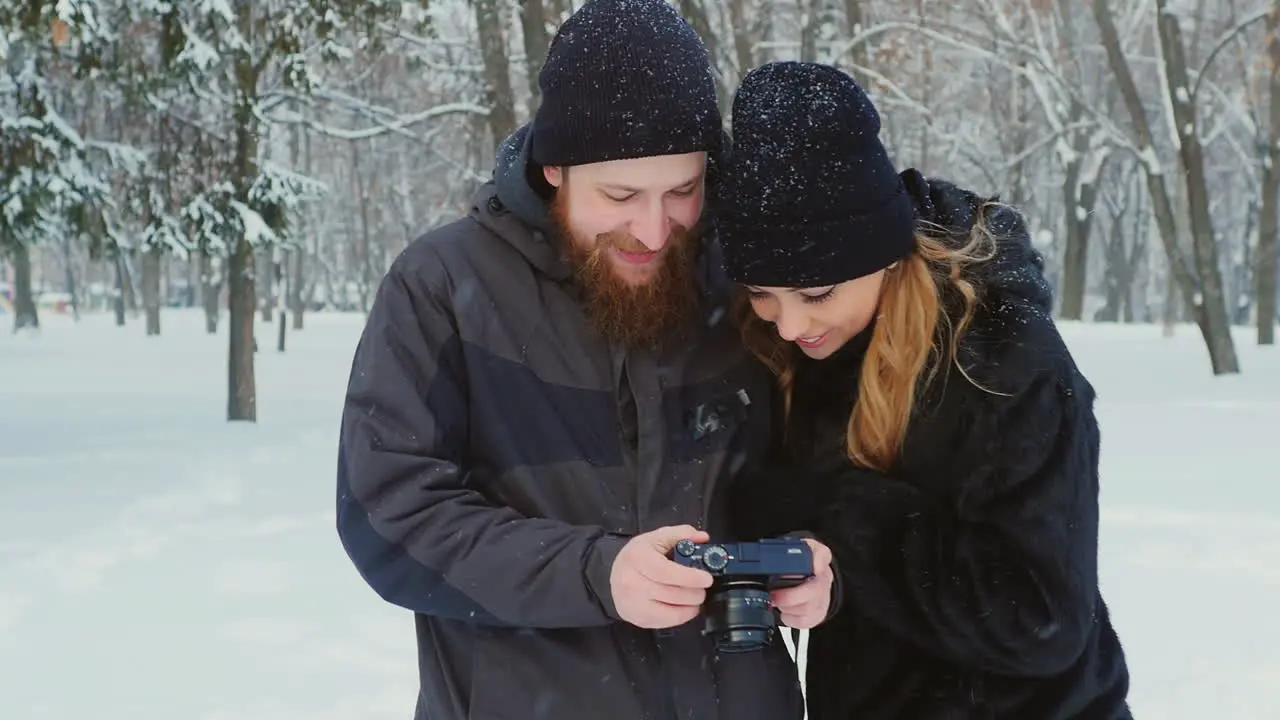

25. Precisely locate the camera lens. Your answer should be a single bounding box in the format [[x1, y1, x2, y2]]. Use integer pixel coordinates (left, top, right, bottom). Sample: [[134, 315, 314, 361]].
[[703, 580, 775, 653]]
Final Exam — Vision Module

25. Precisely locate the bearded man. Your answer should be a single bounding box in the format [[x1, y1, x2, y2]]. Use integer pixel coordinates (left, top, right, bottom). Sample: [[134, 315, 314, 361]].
[[335, 2, 832, 719]]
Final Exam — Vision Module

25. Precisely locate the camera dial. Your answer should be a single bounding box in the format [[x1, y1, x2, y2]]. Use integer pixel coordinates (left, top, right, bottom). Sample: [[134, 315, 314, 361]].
[[701, 545, 730, 571]]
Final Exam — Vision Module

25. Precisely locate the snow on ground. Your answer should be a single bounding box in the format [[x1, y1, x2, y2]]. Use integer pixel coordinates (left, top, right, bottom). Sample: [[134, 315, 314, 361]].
[[0, 309, 1277, 719]]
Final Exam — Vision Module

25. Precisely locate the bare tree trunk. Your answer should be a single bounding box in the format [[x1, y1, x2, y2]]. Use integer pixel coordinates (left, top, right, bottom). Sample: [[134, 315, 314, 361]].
[[1257, 1, 1280, 344], [1093, 0, 1239, 374], [1058, 177, 1094, 319], [679, 1, 729, 110], [1169, 166, 1195, 330], [395, 146, 419, 253], [758, 1, 778, 65], [1097, 161, 1134, 322], [520, 0, 550, 117], [11, 242, 38, 332], [228, 0, 259, 422], [291, 114, 311, 331], [1162, 267, 1178, 337], [1236, 204, 1257, 326], [113, 251, 128, 327], [188, 256, 199, 308], [290, 249, 306, 330], [141, 247, 161, 336], [475, 0, 517, 144], [727, 0, 757, 80], [201, 253, 222, 334], [841, 0, 869, 85], [59, 233, 80, 321], [1058, 101, 1104, 320], [274, 245, 287, 352], [916, 0, 933, 173], [1124, 171, 1148, 324], [1099, 195, 1129, 322], [352, 140, 375, 314], [258, 250, 274, 322], [1154, 0, 1239, 372], [227, 237, 257, 421], [119, 250, 140, 315], [798, 0, 823, 62]]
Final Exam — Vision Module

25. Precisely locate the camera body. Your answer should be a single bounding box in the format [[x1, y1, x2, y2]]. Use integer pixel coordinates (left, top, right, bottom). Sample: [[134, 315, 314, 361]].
[[672, 538, 814, 653]]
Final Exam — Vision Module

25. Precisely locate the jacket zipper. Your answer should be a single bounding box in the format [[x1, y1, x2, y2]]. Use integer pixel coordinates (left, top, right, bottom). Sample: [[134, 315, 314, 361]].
[[615, 352, 642, 535], [618, 351, 679, 719]]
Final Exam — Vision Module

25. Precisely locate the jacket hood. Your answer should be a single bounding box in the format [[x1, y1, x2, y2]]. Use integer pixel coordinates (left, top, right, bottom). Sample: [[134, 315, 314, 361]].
[[900, 169, 1052, 314], [470, 124, 572, 281]]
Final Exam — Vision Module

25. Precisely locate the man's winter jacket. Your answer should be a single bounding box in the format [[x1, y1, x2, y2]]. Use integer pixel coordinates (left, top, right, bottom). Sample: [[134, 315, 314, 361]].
[[733, 175, 1133, 719], [336, 125, 804, 720]]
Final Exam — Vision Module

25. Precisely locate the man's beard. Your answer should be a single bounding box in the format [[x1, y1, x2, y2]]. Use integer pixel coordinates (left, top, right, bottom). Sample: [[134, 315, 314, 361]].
[[549, 197, 702, 352]]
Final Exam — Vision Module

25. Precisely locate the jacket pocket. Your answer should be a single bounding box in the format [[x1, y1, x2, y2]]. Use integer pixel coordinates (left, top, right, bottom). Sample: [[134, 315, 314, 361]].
[[468, 625, 652, 720]]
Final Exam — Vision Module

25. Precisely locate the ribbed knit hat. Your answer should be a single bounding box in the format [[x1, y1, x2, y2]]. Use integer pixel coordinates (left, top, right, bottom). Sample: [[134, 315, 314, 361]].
[[717, 62, 917, 288], [530, 0, 723, 167]]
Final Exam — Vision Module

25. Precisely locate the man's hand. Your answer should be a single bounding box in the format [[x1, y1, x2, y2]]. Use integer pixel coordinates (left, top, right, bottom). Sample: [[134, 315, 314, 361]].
[[771, 538, 834, 630], [610, 525, 714, 629]]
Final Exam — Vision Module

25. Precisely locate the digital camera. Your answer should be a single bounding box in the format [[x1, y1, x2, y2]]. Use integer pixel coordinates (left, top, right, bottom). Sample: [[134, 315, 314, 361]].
[[671, 538, 814, 653]]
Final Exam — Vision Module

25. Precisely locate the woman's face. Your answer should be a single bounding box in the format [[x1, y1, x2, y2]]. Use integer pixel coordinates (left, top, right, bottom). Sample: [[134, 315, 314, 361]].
[[745, 270, 886, 359]]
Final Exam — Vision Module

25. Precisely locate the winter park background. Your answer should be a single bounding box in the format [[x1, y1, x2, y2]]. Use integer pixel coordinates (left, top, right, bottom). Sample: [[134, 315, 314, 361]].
[[2, 0, 1279, 718]]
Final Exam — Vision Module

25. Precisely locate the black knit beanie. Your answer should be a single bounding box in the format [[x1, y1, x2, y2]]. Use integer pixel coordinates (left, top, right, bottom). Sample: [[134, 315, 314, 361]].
[[530, 0, 723, 167], [718, 61, 917, 288]]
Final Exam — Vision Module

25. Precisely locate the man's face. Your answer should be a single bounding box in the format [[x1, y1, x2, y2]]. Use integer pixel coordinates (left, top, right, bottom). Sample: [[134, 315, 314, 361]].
[[545, 152, 707, 350], [544, 152, 706, 286]]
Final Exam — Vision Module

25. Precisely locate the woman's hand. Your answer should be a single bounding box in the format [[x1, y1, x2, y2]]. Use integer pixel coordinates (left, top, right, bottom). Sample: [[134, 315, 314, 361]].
[[771, 538, 835, 629]]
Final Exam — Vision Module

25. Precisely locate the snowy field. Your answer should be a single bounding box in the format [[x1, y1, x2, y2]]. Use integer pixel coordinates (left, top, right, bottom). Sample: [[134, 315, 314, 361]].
[[1, 308, 1277, 719]]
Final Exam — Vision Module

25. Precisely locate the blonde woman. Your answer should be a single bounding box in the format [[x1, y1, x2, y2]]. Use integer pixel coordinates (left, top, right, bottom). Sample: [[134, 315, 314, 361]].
[[718, 61, 1132, 720]]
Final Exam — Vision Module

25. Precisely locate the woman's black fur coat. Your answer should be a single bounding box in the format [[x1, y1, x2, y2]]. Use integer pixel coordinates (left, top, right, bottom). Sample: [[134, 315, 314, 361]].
[[731, 174, 1133, 719]]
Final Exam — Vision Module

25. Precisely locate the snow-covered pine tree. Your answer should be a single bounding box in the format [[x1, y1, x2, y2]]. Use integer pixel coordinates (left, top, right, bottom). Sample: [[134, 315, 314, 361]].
[[97, 0, 204, 336], [162, 0, 408, 422], [1, 0, 122, 333]]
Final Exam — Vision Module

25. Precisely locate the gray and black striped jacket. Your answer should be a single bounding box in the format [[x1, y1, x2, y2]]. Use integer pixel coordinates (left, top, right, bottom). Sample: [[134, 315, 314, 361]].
[[336, 125, 804, 720]]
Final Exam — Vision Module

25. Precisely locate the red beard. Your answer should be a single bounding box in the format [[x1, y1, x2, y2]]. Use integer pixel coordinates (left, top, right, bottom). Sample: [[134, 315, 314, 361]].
[[549, 196, 701, 351]]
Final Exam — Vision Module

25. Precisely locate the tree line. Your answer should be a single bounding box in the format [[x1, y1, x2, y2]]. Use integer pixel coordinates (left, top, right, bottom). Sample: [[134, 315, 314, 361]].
[[2, 0, 1277, 422]]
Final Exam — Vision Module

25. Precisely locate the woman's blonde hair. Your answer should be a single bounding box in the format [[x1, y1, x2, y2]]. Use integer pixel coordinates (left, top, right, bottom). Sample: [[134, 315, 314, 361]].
[[734, 206, 1001, 472]]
